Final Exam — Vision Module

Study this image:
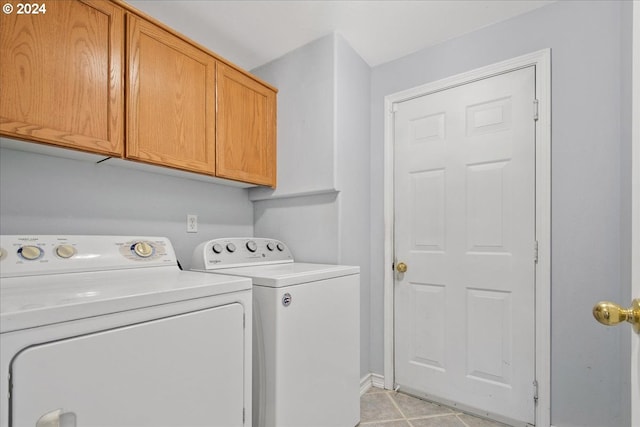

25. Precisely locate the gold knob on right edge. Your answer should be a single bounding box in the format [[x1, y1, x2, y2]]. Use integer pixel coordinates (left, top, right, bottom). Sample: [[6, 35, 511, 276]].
[[593, 299, 640, 333], [396, 262, 407, 273]]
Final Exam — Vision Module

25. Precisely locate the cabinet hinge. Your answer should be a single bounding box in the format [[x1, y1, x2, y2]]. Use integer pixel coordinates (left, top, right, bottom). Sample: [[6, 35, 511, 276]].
[[533, 380, 539, 403], [534, 241, 539, 264], [533, 99, 539, 121]]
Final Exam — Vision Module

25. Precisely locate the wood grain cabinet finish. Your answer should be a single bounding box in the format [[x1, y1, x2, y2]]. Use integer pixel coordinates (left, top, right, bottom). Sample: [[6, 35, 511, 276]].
[[126, 14, 216, 175], [217, 62, 277, 187], [0, 0, 124, 156]]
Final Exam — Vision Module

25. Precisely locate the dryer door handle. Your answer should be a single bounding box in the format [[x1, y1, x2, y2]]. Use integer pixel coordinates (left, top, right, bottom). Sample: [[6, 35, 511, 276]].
[[36, 409, 77, 427]]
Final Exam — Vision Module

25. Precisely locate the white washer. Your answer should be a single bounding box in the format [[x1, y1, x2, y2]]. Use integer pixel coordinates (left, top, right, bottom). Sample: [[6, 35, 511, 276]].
[[191, 237, 360, 427], [0, 235, 252, 427]]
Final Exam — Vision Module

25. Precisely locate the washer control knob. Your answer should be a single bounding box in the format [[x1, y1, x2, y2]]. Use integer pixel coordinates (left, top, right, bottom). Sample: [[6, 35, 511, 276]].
[[0, 248, 6, 260], [276, 243, 285, 251], [266, 242, 275, 251], [55, 244, 76, 259], [246, 241, 257, 252], [133, 242, 154, 258], [212, 243, 224, 254], [226, 243, 237, 253], [19, 245, 43, 260]]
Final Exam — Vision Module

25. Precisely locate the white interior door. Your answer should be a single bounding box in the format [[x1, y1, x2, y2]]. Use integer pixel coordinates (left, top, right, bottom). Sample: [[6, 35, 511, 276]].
[[393, 66, 537, 425]]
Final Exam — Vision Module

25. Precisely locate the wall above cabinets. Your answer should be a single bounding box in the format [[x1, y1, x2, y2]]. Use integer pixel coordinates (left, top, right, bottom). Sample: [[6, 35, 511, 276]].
[[0, 0, 277, 188]]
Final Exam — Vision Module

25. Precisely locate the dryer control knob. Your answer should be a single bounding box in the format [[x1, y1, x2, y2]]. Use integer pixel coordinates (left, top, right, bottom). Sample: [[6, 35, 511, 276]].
[[266, 242, 275, 251], [246, 241, 257, 252], [133, 242, 154, 258], [19, 245, 43, 260], [226, 243, 237, 253], [212, 243, 223, 254], [276, 243, 285, 251], [55, 244, 76, 259]]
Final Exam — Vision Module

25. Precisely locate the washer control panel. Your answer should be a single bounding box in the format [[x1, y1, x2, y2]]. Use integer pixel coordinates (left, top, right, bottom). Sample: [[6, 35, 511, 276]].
[[191, 238, 293, 270], [0, 235, 176, 278]]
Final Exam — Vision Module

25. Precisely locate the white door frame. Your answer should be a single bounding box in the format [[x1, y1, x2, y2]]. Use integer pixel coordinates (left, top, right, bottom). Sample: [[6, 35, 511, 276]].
[[631, 2, 639, 425], [383, 49, 551, 427]]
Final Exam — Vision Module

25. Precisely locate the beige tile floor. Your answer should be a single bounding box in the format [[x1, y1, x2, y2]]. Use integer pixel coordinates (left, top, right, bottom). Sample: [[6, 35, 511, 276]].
[[359, 387, 510, 427]]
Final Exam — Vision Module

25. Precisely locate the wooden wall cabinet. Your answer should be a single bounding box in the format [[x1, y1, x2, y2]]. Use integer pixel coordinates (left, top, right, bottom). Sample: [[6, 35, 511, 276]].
[[217, 63, 277, 187], [126, 14, 216, 176], [0, 0, 277, 187], [0, 0, 124, 156]]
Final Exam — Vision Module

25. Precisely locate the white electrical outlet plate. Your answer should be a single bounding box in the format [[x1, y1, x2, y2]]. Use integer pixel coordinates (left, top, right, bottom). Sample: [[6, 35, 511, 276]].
[[187, 214, 198, 233]]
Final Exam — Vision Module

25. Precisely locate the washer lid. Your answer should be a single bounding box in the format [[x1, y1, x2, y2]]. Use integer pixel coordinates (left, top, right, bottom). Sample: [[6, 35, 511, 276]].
[[0, 268, 251, 333], [210, 262, 360, 288]]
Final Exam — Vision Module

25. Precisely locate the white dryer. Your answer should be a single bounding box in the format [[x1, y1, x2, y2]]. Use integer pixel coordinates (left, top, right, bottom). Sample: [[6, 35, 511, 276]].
[[191, 237, 360, 427], [0, 235, 252, 427]]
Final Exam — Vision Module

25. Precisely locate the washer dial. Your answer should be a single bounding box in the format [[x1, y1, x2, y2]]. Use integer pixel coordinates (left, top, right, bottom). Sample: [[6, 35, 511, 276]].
[[226, 243, 237, 253], [246, 241, 257, 252], [212, 243, 224, 254]]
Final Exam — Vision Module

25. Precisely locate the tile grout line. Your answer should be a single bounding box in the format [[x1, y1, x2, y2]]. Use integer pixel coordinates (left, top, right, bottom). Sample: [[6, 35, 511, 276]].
[[387, 391, 409, 420], [456, 413, 472, 427]]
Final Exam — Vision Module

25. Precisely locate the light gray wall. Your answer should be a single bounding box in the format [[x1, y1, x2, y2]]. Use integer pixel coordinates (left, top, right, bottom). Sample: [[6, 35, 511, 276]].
[[251, 33, 372, 379], [0, 147, 253, 268], [335, 33, 372, 383], [249, 35, 337, 200], [251, 34, 339, 261], [370, 1, 630, 426]]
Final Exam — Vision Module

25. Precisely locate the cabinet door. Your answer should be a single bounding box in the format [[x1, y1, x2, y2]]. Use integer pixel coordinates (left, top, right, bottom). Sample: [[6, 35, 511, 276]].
[[127, 15, 215, 175], [0, 0, 124, 156], [217, 63, 277, 187]]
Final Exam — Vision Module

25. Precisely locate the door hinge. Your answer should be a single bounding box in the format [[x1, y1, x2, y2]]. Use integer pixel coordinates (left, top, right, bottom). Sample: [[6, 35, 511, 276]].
[[533, 99, 539, 121], [533, 380, 539, 403], [534, 241, 539, 264]]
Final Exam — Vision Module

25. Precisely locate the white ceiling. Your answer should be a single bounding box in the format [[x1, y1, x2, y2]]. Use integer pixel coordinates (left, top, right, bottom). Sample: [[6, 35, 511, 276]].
[[128, 0, 555, 70]]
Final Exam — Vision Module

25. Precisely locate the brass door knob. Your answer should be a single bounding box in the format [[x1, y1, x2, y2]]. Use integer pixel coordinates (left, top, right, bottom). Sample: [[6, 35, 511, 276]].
[[592, 299, 640, 333], [396, 262, 407, 273]]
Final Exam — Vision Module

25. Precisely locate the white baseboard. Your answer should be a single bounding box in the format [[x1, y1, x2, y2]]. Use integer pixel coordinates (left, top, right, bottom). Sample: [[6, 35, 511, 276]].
[[360, 373, 386, 395]]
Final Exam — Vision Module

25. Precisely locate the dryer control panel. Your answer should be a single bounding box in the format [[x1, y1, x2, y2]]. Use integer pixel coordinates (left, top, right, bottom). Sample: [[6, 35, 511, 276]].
[[191, 238, 293, 270], [0, 235, 177, 278]]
